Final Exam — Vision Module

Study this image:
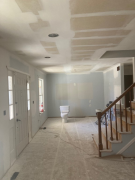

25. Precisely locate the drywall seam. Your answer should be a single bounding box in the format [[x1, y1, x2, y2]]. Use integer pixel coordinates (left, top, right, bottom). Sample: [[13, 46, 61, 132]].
[[117, 137, 135, 154]]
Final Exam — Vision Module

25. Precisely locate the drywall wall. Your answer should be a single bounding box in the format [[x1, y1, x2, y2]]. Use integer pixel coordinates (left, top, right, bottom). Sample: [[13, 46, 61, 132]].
[[0, 47, 47, 179], [104, 64, 122, 106], [47, 73, 104, 117]]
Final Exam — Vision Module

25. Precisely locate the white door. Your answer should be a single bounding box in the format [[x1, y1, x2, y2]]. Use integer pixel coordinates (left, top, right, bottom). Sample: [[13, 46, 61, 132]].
[[8, 71, 16, 165], [15, 72, 29, 156]]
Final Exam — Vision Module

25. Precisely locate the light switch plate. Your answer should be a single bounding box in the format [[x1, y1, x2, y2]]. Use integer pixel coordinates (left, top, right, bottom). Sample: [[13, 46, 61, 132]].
[[3, 110, 6, 116]]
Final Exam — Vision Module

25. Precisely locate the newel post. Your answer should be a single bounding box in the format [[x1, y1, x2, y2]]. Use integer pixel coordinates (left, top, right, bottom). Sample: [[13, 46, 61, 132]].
[[97, 112, 103, 157]]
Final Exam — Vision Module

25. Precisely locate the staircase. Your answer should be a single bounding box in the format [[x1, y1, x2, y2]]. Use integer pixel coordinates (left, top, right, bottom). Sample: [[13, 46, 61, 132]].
[[95, 83, 135, 157]]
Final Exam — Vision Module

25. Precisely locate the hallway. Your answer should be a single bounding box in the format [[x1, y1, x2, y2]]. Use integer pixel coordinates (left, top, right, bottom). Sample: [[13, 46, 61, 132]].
[[2, 118, 135, 180]]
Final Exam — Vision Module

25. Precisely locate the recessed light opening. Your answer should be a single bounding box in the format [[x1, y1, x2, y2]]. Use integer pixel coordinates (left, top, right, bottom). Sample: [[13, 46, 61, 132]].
[[48, 33, 59, 37], [45, 57, 51, 58]]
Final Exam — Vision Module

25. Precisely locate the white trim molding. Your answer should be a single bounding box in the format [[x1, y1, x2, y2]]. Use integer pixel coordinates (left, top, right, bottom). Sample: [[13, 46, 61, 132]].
[[117, 137, 135, 155], [7, 66, 30, 76]]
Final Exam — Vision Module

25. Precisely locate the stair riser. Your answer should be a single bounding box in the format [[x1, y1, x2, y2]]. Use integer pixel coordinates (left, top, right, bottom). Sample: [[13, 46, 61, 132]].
[[131, 102, 135, 110], [108, 123, 122, 140], [117, 117, 132, 132], [123, 110, 135, 122], [102, 132, 112, 149]]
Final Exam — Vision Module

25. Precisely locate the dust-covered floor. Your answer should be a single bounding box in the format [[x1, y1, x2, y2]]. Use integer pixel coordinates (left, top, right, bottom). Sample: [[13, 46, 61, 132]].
[[2, 117, 135, 180]]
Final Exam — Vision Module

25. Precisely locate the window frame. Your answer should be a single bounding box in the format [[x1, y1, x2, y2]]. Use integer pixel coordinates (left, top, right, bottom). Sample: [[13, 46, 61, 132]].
[[8, 75, 14, 120], [39, 78, 44, 113], [27, 81, 30, 111]]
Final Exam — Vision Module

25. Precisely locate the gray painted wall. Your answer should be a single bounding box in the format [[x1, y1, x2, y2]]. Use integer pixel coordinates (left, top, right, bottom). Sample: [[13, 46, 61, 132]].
[[47, 73, 104, 117], [10, 57, 29, 74], [104, 64, 122, 106]]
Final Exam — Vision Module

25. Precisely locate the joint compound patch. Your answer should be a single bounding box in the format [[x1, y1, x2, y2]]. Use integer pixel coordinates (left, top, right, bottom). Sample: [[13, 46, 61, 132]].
[[15, 0, 43, 15]]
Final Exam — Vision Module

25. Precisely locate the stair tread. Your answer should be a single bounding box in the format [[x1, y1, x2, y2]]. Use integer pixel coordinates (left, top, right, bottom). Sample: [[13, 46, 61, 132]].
[[100, 149, 112, 152]]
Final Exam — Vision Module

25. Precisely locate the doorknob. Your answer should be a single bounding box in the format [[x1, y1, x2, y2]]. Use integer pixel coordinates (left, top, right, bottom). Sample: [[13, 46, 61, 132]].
[[17, 119, 21, 122]]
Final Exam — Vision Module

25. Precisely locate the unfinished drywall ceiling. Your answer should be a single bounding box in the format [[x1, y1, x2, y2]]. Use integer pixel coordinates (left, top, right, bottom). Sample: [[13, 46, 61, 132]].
[[15, 0, 43, 15], [45, 47, 59, 54], [71, 65, 92, 73], [71, 15, 135, 31], [72, 46, 115, 51], [41, 41, 56, 47], [72, 51, 94, 55], [71, 57, 91, 62], [70, 0, 135, 14], [96, 67, 110, 71], [0, 0, 135, 73], [29, 19, 50, 32], [72, 38, 123, 46], [74, 30, 131, 38]]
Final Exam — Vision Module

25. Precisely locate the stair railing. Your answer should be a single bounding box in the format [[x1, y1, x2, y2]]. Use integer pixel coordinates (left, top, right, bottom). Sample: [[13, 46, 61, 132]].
[[97, 82, 135, 157]]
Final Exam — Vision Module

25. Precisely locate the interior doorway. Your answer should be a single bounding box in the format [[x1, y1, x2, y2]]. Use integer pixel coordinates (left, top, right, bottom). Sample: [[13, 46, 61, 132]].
[[8, 70, 31, 165], [124, 64, 133, 107], [8, 71, 16, 165]]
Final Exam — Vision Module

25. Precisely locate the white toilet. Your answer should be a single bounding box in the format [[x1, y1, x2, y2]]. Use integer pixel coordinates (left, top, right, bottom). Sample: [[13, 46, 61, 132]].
[[60, 106, 70, 123]]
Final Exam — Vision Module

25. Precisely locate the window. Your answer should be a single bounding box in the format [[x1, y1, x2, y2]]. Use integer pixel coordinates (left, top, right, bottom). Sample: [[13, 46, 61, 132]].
[[8, 76, 14, 120], [39, 78, 44, 113], [27, 82, 30, 111]]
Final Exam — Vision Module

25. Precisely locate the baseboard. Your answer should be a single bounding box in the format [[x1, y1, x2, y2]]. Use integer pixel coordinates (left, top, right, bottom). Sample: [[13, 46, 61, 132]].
[[48, 116, 96, 118], [48, 116, 61, 118], [69, 116, 96, 118], [69, 116, 85, 118]]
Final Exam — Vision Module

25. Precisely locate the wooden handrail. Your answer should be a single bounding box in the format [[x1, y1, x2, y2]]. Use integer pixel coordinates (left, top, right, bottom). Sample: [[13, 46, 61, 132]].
[[101, 82, 135, 116], [97, 82, 135, 157]]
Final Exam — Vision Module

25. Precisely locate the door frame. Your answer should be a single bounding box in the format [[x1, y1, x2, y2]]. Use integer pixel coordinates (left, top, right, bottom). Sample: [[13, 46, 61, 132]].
[[7, 68, 32, 162], [27, 76, 32, 142], [8, 70, 17, 165]]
